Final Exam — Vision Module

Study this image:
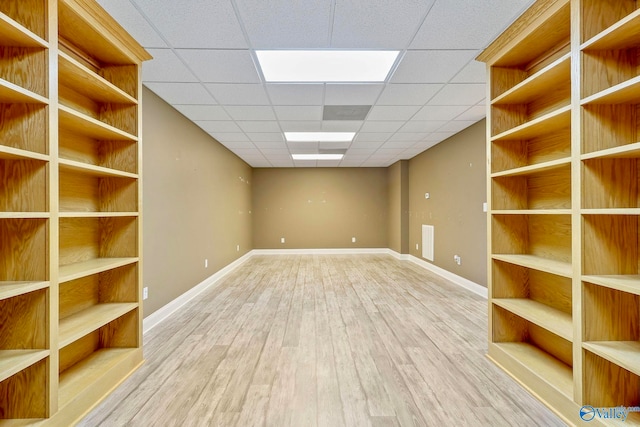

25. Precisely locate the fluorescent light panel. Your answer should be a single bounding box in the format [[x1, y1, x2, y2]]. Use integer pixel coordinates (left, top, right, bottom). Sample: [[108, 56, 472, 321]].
[[285, 132, 355, 142], [292, 154, 344, 160], [256, 50, 399, 82]]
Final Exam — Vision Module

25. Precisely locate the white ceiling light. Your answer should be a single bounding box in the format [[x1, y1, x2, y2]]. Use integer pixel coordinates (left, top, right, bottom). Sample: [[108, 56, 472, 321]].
[[256, 50, 400, 82], [285, 132, 355, 142], [292, 153, 344, 160]]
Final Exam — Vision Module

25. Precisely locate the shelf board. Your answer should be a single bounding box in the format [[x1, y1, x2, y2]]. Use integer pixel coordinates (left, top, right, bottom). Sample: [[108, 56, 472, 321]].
[[491, 254, 572, 278], [582, 141, 640, 160], [491, 105, 571, 142], [582, 8, 640, 51], [58, 52, 137, 105], [0, 350, 49, 383], [493, 298, 572, 341], [583, 341, 640, 377], [59, 303, 138, 349], [59, 257, 139, 283], [0, 145, 49, 162], [59, 105, 138, 142], [59, 212, 139, 218], [0, 78, 49, 104], [491, 157, 571, 178], [0, 212, 50, 219], [582, 275, 640, 296], [59, 158, 138, 179], [0, 281, 49, 301], [0, 13, 48, 48], [491, 209, 572, 215], [493, 342, 573, 398], [58, 348, 139, 408], [581, 209, 640, 215], [492, 53, 571, 105], [582, 75, 640, 105]]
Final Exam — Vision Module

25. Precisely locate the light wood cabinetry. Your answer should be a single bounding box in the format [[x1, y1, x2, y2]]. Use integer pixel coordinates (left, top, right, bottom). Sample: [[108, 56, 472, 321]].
[[0, 0, 150, 424], [479, 0, 640, 424]]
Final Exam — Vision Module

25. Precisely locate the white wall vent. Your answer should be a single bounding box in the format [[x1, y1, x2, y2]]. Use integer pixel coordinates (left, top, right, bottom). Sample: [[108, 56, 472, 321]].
[[422, 224, 434, 261]]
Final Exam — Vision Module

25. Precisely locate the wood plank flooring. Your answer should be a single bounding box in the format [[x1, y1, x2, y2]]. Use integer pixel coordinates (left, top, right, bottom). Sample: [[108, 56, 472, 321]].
[[79, 255, 566, 427]]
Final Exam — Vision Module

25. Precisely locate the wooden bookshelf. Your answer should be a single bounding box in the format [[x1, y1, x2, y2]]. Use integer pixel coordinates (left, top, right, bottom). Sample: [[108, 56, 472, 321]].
[[0, 0, 150, 423], [480, 0, 640, 423]]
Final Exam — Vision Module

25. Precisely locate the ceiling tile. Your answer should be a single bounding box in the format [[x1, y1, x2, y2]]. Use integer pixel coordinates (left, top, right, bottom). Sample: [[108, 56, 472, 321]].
[[248, 159, 273, 167], [230, 148, 266, 158], [424, 131, 457, 141], [134, 0, 247, 48], [346, 148, 375, 156], [218, 141, 255, 149], [410, 0, 534, 49], [273, 106, 323, 121], [225, 106, 276, 121], [331, 0, 435, 48], [143, 49, 197, 82], [390, 50, 477, 83], [266, 84, 324, 105], [349, 140, 384, 149], [293, 160, 318, 167], [286, 143, 319, 152], [399, 120, 445, 132], [252, 141, 288, 149], [359, 121, 405, 133], [96, 0, 167, 48], [174, 105, 230, 121], [317, 160, 342, 167], [145, 82, 216, 104], [236, 121, 281, 132], [456, 105, 486, 121], [367, 106, 420, 121], [340, 160, 365, 167], [259, 149, 291, 159], [319, 141, 350, 150], [451, 60, 487, 83], [380, 140, 417, 149], [387, 132, 429, 142], [376, 84, 442, 105], [269, 159, 295, 167], [234, 0, 332, 48], [177, 49, 260, 83], [246, 133, 284, 142], [195, 121, 241, 133], [205, 84, 270, 105], [210, 133, 250, 142], [324, 84, 384, 105], [353, 133, 393, 142], [427, 84, 486, 105], [437, 120, 477, 132], [321, 121, 362, 131], [412, 105, 469, 121], [370, 148, 406, 156], [279, 121, 322, 131]]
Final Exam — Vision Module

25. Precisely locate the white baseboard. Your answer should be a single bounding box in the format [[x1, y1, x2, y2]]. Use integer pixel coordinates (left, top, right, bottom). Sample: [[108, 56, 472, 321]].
[[406, 254, 488, 298], [142, 251, 253, 334], [252, 248, 390, 255], [143, 248, 486, 334]]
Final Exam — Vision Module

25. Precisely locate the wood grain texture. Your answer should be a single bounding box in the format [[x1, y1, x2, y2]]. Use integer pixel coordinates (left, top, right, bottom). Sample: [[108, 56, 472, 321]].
[[0, 158, 47, 212], [0, 0, 46, 40], [0, 289, 46, 349], [0, 218, 47, 281], [0, 103, 47, 154], [59, 169, 137, 212], [583, 349, 640, 408], [581, 104, 636, 154], [583, 215, 638, 275], [581, 49, 638, 99], [0, 46, 47, 97], [0, 357, 47, 418], [581, 0, 636, 44], [583, 282, 639, 341], [78, 255, 565, 427], [582, 158, 639, 209]]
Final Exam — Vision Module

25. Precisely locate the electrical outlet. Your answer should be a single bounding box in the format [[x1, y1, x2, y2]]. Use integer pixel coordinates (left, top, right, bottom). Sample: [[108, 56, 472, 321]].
[[143, 287, 148, 300], [352, 237, 356, 243], [236, 245, 240, 252], [416, 243, 419, 250], [454, 255, 461, 265], [280, 237, 285, 244], [205, 259, 208, 268]]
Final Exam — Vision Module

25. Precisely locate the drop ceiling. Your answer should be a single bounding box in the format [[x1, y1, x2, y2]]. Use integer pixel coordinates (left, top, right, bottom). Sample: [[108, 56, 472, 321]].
[[97, 0, 535, 168]]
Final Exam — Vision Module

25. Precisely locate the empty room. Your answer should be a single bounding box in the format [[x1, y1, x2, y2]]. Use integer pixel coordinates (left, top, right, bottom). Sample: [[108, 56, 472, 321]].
[[1, 0, 638, 426]]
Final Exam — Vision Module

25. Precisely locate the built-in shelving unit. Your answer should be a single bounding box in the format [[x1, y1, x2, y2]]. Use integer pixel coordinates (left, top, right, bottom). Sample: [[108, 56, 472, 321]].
[[0, 0, 150, 424], [479, 0, 640, 424]]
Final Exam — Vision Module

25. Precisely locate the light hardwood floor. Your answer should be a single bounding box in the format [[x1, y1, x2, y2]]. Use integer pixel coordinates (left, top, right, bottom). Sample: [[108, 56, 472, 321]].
[[79, 255, 566, 426]]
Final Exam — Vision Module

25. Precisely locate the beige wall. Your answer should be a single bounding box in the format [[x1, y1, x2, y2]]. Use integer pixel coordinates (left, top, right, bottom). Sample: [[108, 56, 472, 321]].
[[252, 168, 388, 249], [142, 87, 252, 315], [408, 120, 487, 286], [388, 160, 409, 254]]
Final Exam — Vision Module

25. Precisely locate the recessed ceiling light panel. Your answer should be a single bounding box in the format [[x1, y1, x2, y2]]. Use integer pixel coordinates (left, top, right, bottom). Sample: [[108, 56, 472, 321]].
[[285, 132, 355, 142], [256, 50, 399, 82], [292, 153, 344, 160]]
